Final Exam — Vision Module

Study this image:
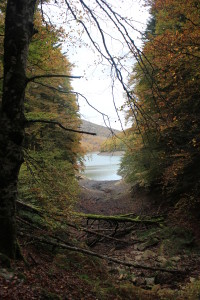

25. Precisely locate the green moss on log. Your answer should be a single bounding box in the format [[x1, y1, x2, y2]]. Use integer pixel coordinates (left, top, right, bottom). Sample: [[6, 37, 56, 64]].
[[76, 213, 164, 225]]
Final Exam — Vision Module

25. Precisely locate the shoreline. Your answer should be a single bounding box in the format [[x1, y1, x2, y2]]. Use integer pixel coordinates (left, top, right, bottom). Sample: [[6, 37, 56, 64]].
[[97, 151, 125, 156], [86, 151, 125, 156]]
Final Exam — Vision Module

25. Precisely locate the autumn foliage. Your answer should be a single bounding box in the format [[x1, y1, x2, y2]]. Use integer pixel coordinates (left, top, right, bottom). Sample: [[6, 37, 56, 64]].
[[12, 11, 83, 222], [121, 0, 200, 209]]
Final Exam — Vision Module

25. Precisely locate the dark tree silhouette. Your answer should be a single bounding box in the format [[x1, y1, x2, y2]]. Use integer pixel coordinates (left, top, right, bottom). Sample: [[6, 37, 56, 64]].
[[0, 0, 38, 258]]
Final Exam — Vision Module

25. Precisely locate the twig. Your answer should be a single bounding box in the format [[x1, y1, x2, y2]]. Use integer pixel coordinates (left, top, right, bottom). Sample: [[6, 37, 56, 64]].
[[31, 81, 116, 135], [26, 119, 96, 135]]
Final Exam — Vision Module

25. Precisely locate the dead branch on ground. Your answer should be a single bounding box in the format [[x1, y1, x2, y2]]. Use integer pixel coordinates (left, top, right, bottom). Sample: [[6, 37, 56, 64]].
[[77, 212, 164, 225], [19, 232, 185, 274]]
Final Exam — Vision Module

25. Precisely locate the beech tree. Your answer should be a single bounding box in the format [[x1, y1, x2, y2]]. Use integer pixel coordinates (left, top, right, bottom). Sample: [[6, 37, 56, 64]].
[[0, 0, 148, 258], [19, 11, 83, 227], [0, 0, 84, 257], [0, 0, 38, 258]]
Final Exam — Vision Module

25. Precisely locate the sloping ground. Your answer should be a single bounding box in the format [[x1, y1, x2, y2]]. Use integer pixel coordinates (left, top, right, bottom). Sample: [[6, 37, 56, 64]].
[[1, 179, 200, 299], [81, 120, 120, 137], [77, 178, 200, 299], [77, 179, 158, 216]]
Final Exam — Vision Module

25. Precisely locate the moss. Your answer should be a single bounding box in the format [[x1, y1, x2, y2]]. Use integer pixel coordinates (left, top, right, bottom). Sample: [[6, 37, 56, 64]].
[[18, 210, 44, 226], [106, 283, 160, 300], [76, 212, 164, 225], [179, 279, 200, 300], [158, 226, 196, 256]]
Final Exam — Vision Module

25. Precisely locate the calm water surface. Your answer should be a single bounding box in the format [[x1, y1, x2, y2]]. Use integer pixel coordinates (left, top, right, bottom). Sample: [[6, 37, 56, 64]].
[[83, 152, 122, 181]]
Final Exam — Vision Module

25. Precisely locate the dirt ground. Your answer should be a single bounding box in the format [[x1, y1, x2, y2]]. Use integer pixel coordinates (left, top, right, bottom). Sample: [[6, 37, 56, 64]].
[[76, 178, 200, 295], [1, 178, 200, 299], [77, 178, 160, 216]]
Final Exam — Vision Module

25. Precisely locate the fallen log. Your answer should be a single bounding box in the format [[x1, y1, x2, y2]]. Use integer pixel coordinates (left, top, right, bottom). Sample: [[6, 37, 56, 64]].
[[16, 199, 43, 216], [77, 212, 164, 225], [17, 216, 71, 245], [119, 213, 166, 219], [19, 232, 185, 274]]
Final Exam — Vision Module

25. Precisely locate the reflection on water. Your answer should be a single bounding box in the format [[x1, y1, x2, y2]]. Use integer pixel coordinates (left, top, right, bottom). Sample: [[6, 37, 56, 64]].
[[83, 152, 122, 181]]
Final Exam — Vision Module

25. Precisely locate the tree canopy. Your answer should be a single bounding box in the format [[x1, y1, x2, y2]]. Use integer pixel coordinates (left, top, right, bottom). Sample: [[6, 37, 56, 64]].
[[120, 0, 200, 209]]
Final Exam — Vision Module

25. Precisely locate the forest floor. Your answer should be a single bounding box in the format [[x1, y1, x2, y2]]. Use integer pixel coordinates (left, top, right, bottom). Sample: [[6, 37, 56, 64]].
[[0, 178, 200, 299], [77, 178, 200, 299], [77, 178, 160, 216]]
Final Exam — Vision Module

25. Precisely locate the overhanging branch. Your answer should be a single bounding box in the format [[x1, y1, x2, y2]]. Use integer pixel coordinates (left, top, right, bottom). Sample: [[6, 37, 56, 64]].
[[26, 74, 82, 84], [26, 119, 96, 135], [29, 80, 117, 136]]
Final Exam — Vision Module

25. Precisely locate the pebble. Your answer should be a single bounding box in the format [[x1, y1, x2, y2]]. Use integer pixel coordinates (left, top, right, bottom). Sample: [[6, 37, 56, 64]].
[[131, 277, 146, 286], [157, 256, 167, 265], [145, 277, 155, 285], [171, 256, 181, 262]]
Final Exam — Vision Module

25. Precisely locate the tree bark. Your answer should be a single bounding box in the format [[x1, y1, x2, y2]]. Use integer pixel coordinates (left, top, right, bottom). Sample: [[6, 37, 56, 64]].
[[0, 0, 37, 258]]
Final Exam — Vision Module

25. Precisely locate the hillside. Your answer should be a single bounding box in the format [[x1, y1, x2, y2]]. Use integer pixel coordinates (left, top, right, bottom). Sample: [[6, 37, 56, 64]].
[[81, 120, 120, 137], [80, 120, 120, 152]]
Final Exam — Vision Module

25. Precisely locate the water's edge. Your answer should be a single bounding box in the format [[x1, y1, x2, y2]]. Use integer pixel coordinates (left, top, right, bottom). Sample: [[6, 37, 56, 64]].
[[82, 152, 123, 181]]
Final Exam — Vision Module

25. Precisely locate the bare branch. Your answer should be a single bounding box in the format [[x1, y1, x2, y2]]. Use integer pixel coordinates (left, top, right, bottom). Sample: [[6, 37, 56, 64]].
[[79, 226, 136, 244], [40, 0, 55, 30], [111, 76, 125, 133], [64, 1, 109, 61], [30, 80, 115, 134], [26, 119, 96, 135], [26, 74, 82, 84]]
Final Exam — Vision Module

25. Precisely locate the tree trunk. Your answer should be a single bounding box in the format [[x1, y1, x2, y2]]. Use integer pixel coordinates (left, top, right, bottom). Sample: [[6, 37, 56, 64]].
[[0, 0, 37, 258]]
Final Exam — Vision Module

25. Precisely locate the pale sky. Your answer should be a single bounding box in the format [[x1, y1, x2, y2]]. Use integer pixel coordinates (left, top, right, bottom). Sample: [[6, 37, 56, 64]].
[[45, 1, 150, 130]]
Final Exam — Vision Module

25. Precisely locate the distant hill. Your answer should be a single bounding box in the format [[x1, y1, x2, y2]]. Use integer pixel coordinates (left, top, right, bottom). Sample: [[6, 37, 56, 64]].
[[80, 120, 120, 152], [81, 120, 120, 138]]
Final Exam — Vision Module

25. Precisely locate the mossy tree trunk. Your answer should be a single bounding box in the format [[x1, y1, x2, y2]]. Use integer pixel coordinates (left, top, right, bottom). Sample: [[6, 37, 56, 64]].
[[0, 0, 37, 258]]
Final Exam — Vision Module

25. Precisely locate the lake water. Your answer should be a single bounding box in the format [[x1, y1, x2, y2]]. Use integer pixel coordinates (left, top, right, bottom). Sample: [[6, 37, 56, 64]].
[[83, 152, 122, 181]]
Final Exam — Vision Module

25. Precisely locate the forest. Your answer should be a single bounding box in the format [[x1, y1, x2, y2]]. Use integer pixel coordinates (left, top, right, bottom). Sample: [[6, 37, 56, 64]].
[[0, 0, 200, 299]]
